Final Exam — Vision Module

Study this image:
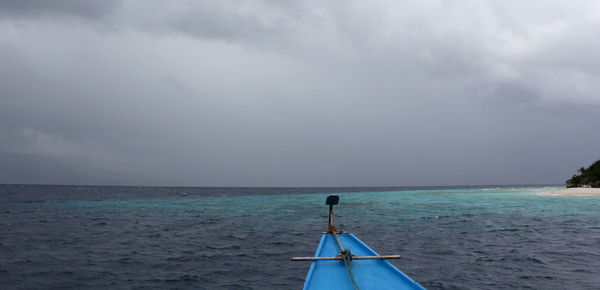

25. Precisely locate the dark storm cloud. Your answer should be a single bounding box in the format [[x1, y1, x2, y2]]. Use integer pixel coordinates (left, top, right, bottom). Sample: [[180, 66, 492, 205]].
[[0, 0, 120, 20], [162, 2, 297, 42], [1, 1, 599, 186]]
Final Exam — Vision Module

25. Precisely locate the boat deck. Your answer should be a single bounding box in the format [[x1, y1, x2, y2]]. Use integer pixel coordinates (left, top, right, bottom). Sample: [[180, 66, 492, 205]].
[[303, 233, 424, 290]]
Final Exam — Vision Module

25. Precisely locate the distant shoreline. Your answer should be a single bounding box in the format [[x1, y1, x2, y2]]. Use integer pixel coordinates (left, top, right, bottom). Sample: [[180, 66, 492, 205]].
[[1, 183, 562, 202], [547, 188, 600, 196]]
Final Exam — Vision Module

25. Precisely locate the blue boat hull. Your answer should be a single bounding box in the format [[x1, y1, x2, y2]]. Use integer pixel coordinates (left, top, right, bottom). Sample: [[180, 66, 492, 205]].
[[303, 233, 425, 290]]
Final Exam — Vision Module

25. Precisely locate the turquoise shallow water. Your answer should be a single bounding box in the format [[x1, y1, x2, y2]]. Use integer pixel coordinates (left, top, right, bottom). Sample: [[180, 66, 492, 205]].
[[2, 185, 600, 289]]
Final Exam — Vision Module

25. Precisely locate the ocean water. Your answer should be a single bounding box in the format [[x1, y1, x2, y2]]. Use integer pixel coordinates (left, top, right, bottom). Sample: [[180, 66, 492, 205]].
[[1, 185, 600, 289]]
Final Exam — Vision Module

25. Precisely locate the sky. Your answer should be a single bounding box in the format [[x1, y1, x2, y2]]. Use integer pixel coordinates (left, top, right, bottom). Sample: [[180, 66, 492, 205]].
[[0, 0, 599, 187]]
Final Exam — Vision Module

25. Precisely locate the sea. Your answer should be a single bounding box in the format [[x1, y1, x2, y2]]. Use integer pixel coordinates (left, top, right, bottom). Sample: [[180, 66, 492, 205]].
[[1, 184, 600, 289]]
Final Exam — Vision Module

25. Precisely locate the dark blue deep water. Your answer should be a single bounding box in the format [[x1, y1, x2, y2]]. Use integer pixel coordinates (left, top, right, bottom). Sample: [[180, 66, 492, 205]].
[[1, 184, 600, 289]]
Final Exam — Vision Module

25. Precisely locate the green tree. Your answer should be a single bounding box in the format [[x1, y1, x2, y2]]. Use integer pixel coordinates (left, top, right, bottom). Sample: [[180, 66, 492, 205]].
[[567, 160, 600, 188]]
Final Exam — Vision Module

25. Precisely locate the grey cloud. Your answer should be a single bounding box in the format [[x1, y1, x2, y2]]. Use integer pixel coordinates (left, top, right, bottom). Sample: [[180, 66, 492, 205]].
[[479, 81, 540, 105], [106, 1, 316, 45], [1, 1, 599, 186], [0, 0, 121, 20]]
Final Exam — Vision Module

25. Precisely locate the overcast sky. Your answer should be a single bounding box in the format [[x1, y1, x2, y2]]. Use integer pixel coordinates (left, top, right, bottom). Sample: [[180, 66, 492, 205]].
[[1, 0, 599, 186]]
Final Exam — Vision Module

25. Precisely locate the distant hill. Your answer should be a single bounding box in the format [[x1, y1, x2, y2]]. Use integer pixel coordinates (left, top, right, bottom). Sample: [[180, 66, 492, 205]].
[[566, 160, 600, 188], [0, 152, 164, 186]]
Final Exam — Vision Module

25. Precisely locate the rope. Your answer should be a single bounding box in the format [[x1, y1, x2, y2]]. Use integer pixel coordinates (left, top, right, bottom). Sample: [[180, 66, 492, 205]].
[[340, 249, 360, 290]]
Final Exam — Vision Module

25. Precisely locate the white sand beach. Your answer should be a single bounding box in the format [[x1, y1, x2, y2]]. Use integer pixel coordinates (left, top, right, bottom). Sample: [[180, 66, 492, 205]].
[[546, 188, 600, 196]]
